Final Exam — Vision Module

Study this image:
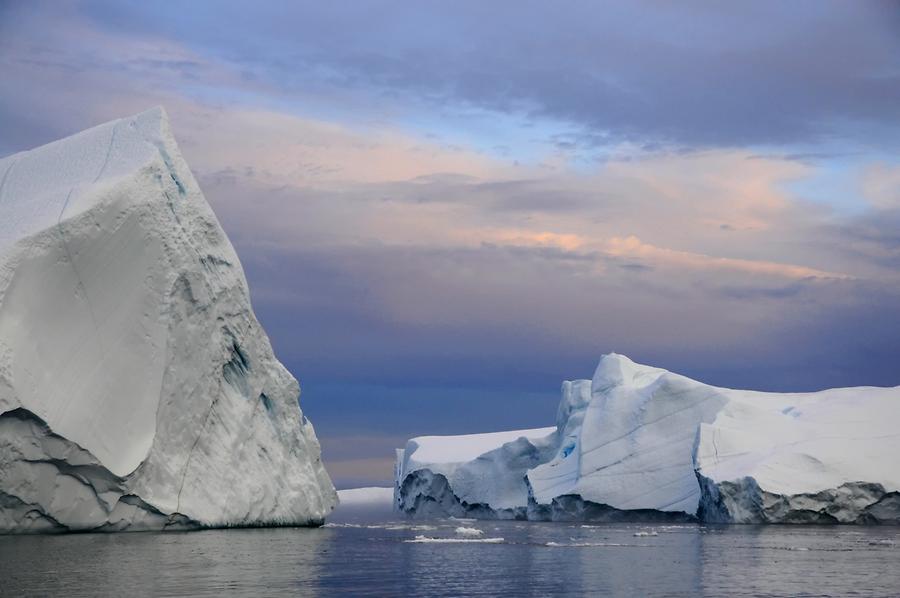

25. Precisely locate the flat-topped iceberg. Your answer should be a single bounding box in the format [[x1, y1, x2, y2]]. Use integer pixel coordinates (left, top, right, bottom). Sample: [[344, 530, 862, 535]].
[[0, 108, 336, 533], [395, 354, 900, 523]]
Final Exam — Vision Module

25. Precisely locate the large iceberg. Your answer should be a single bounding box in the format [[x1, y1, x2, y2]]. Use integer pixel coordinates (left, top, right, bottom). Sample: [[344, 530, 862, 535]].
[[395, 354, 900, 523], [0, 108, 336, 533]]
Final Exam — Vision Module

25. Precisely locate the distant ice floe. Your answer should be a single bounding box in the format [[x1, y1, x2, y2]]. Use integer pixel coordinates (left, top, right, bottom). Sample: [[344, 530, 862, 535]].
[[545, 542, 628, 548], [405, 536, 504, 544]]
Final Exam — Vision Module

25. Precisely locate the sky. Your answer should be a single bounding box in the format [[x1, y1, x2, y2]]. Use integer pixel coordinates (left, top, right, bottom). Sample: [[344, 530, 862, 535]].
[[1, 1, 899, 488]]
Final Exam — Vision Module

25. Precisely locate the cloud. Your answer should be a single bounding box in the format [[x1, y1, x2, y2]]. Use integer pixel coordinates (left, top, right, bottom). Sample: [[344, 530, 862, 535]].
[[604, 235, 850, 280], [323, 457, 396, 488], [862, 163, 900, 211], [181, 109, 520, 187], [67, 0, 900, 149]]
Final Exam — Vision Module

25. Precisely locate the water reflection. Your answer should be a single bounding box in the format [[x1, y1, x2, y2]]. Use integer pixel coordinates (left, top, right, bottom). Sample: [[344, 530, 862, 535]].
[[0, 521, 898, 596], [0, 527, 327, 597]]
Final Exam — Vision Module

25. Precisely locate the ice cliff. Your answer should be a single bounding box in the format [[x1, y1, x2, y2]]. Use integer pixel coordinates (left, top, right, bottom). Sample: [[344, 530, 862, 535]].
[[0, 108, 336, 533], [395, 354, 900, 524]]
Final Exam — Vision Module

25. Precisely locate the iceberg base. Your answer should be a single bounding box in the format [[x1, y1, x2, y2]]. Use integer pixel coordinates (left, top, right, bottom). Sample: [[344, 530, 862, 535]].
[[697, 474, 900, 524], [397, 469, 695, 522]]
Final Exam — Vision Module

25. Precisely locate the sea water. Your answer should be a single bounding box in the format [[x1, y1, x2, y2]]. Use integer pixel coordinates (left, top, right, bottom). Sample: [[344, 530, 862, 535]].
[[1, 518, 898, 596]]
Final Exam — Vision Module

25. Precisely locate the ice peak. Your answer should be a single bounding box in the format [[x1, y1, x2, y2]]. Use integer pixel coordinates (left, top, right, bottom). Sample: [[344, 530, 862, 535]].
[[0, 107, 181, 255], [129, 105, 172, 139], [139, 104, 167, 123], [591, 353, 667, 394]]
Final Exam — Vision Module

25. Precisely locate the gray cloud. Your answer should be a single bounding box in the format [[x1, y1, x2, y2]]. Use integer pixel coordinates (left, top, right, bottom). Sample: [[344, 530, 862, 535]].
[[183, 162, 900, 394], [70, 0, 900, 149], [231, 226, 896, 392]]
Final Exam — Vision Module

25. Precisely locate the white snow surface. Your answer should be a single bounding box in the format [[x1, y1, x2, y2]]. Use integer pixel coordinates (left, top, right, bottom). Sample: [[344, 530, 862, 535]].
[[695, 385, 900, 495], [403, 428, 556, 467], [0, 108, 336, 533], [396, 353, 900, 521]]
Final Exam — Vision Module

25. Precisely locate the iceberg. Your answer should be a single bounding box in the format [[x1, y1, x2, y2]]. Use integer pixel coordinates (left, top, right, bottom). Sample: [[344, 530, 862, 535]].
[[395, 354, 900, 523], [395, 427, 557, 519], [0, 108, 336, 533]]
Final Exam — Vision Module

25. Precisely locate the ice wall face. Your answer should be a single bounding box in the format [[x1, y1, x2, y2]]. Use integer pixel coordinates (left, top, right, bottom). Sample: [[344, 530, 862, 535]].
[[694, 384, 900, 523], [551, 357, 730, 514], [395, 354, 900, 523], [396, 428, 557, 518], [0, 108, 337, 533]]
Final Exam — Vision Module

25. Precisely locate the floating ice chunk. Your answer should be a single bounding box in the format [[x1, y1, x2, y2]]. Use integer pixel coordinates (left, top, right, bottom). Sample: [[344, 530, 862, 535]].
[[455, 526, 484, 536], [405, 536, 504, 543], [545, 541, 627, 547]]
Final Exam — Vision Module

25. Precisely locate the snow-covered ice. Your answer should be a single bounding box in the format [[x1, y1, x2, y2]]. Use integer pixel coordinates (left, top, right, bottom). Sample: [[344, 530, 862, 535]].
[[545, 541, 627, 547], [395, 354, 900, 523], [455, 526, 484, 536], [0, 108, 336, 533], [405, 535, 504, 543]]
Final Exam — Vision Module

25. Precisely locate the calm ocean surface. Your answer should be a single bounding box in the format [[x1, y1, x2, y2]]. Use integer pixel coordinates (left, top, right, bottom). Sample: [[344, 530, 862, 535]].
[[2, 516, 898, 597]]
